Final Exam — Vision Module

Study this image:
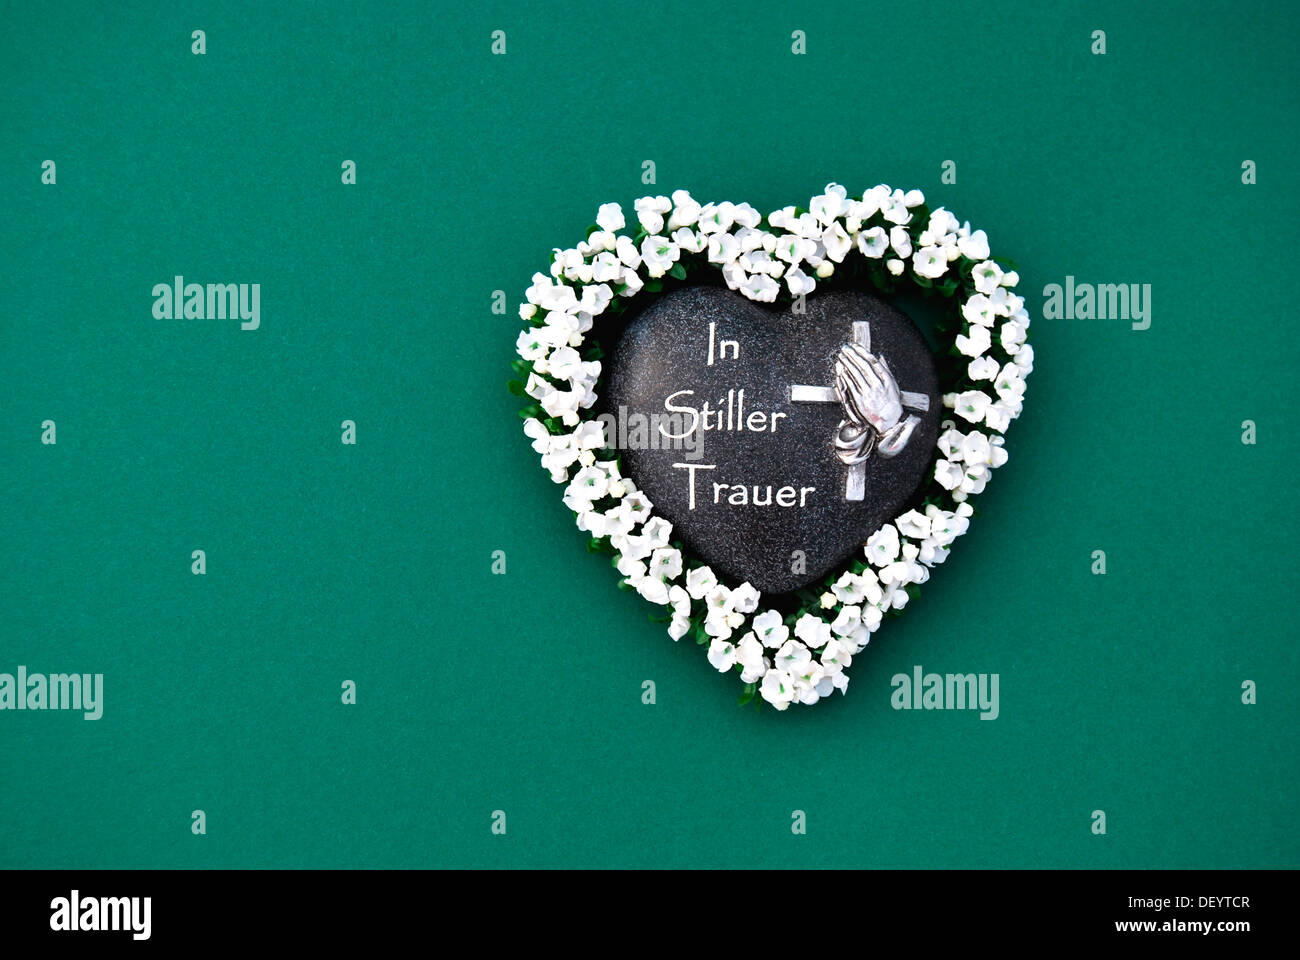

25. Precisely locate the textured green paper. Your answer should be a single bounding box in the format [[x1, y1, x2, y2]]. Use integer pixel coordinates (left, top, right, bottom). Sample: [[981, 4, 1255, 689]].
[[1, 0, 1296, 869]]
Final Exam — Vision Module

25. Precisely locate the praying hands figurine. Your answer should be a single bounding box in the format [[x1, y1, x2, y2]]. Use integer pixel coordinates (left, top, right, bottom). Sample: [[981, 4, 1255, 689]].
[[833, 342, 921, 464]]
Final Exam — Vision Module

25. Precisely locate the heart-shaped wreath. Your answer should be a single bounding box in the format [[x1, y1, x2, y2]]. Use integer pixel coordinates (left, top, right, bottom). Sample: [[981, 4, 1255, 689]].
[[510, 184, 1032, 710]]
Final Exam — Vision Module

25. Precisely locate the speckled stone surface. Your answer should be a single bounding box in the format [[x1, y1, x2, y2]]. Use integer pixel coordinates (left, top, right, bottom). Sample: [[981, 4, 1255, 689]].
[[602, 285, 941, 594]]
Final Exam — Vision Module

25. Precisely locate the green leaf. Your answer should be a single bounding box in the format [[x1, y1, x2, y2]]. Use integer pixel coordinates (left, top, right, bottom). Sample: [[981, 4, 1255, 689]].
[[506, 379, 526, 397], [738, 682, 757, 707], [669, 262, 687, 281], [644, 279, 664, 293]]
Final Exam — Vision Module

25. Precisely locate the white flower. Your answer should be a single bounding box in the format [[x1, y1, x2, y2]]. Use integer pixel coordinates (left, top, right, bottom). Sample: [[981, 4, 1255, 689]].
[[767, 205, 795, 230], [968, 355, 1000, 380], [707, 637, 737, 672], [776, 638, 814, 671], [596, 202, 625, 232], [732, 203, 762, 228], [736, 634, 768, 683], [1013, 343, 1035, 377], [634, 195, 671, 232], [987, 287, 1022, 318], [920, 208, 958, 246], [672, 227, 707, 253], [774, 234, 817, 265], [522, 417, 551, 454], [620, 268, 643, 295], [954, 324, 991, 358], [994, 363, 1026, 400], [958, 229, 990, 261], [640, 236, 680, 276], [697, 201, 735, 234], [568, 463, 610, 501], [984, 402, 1013, 433], [541, 385, 583, 426], [962, 293, 995, 327], [667, 189, 701, 229], [618, 490, 651, 524], [880, 190, 913, 224], [590, 252, 622, 283], [668, 615, 690, 641], [960, 431, 991, 465], [790, 664, 826, 705], [822, 222, 853, 262], [615, 235, 642, 268], [546, 345, 583, 381], [889, 225, 912, 258], [649, 546, 683, 580], [585, 230, 615, 254], [866, 524, 901, 566], [999, 319, 1027, 354], [636, 576, 670, 604], [793, 614, 831, 649], [730, 582, 760, 614], [752, 610, 789, 648], [686, 565, 717, 599], [704, 583, 734, 618], [820, 639, 852, 679], [913, 246, 948, 279], [810, 183, 849, 224], [707, 232, 741, 264], [972, 260, 1004, 294], [668, 584, 691, 618], [741, 273, 779, 302], [642, 516, 672, 545], [616, 555, 647, 583], [895, 509, 931, 539], [579, 283, 613, 316], [949, 389, 993, 423], [525, 273, 579, 312], [886, 258, 905, 276], [857, 226, 888, 258], [760, 669, 795, 710], [704, 615, 734, 641], [515, 328, 549, 361], [831, 572, 865, 604], [937, 425, 965, 459], [785, 266, 815, 296], [831, 605, 862, 637]]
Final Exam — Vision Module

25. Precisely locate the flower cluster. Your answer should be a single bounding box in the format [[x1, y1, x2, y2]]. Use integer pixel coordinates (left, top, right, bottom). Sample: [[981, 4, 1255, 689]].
[[514, 185, 1031, 710]]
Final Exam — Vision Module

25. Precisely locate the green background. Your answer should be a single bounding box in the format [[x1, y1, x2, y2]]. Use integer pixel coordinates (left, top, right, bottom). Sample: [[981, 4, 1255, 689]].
[[2, 0, 1296, 869]]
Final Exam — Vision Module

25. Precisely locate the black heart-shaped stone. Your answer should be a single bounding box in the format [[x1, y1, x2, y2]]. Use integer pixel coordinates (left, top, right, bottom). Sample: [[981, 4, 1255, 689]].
[[602, 285, 941, 594]]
